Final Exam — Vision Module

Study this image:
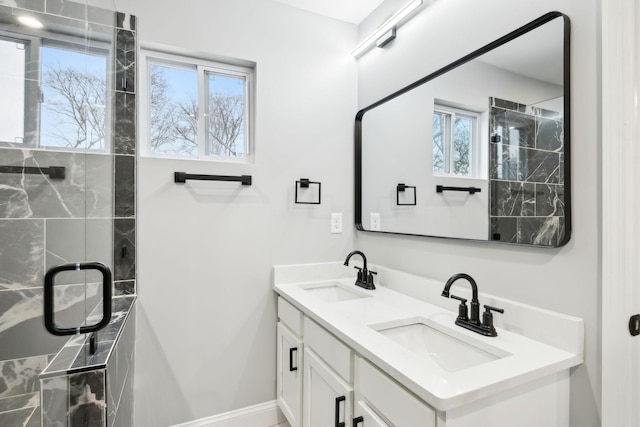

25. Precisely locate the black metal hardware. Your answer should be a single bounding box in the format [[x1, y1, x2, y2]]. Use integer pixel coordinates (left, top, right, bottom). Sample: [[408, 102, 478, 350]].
[[396, 183, 416, 206], [335, 395, 346, 427], [344, 251, 375, 290], [436, 185, 481, 194], [450, 294, 469, 322], [0, 165, 65, 180], [442, 273, 503, 337], [89, 332, 97, 355], [121, 245, 127, 259], [482, 305, 504, 337], [295, 178, 321, 204], [353, 266, 363, 283], [44, 262, 112, 336], [174, 172, 252, 186], [289, 347, 298, 371], [353, 416, 364, 426], [630, 314, 640, 336]]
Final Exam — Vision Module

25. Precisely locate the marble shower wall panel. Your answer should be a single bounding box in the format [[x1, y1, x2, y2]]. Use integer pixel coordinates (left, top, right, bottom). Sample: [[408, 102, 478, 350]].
[[41, 376, 68, 427], [113, 93, 136, 156], [0, 285, 104, 360], [114, 219, 135, 282], [114, 156, 134, 218], [69, 370, 106, 427], [106, 304, 135, 427], [0, 149, 113, 219], [489, 97, 565, 246], [4, 0, 44, 13], [115, 26, 136, 95], [0, 355, 48, 398], [0, 219, 44, 289], [46, 0, 114, 26], [46, 219, 114, 284]]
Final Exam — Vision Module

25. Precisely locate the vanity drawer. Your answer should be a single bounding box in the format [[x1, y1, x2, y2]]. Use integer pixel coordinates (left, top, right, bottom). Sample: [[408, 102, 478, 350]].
[[304, 317, 352, 383], [278, 297, 303, 336], [356, 357, 435, 427]]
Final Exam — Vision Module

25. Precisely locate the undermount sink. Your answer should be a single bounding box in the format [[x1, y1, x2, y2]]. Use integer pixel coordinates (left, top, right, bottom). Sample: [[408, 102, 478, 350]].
[[371, 318, 511, 372], [299, 281, 371, 303]]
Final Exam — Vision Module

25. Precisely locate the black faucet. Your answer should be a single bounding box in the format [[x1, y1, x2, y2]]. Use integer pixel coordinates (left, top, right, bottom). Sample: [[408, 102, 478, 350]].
[[343, 250, 376, 290], [442, 273, 503, 337]]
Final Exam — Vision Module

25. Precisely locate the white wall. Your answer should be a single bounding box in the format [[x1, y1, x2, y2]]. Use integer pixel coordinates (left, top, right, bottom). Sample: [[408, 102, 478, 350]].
[[357, 1, 600, 427], [110, 0, 357, 425]]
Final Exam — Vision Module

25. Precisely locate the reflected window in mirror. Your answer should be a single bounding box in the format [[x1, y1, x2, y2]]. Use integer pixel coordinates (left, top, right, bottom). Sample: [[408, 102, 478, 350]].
[[433, 104, 480, 178]]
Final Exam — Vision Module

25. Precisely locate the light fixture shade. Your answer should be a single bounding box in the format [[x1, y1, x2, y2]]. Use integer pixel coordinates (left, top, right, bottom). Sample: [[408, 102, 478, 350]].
[[352, 0, 423, 57]]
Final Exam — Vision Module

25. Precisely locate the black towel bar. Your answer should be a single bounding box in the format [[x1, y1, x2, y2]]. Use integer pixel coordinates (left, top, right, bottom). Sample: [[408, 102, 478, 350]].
[[436, 185, 481, 194], [0, 165, 65, 179], [174, 172, 252, 185]]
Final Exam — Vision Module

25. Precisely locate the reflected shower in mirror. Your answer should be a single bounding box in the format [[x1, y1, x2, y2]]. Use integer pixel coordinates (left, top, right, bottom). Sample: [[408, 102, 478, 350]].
[[356, 12, 570, 247]]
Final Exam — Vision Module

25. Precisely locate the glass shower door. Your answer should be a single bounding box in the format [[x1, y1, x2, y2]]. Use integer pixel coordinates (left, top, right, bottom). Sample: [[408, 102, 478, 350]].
[[0, 2, 118, 426]]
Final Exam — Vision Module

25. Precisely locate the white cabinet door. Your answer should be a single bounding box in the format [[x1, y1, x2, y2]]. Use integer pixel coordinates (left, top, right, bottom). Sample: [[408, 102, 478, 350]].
[[303, 348, 353, 427], [277, 322, 302, 427], [356, 357, 435, 427], [353, 400, 390, 427]]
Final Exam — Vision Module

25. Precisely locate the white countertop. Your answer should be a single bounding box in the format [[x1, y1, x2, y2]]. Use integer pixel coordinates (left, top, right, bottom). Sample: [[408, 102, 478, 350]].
[[273, 262, 583, 411]]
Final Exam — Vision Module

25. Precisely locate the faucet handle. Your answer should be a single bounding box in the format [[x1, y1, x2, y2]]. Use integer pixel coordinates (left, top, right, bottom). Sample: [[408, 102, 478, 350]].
[[484, 305, 504, 315], [366, 270, 377, 287], [482, 305, 504, 336], [450, 294, 469, 321], [353, 266, 363, 281]]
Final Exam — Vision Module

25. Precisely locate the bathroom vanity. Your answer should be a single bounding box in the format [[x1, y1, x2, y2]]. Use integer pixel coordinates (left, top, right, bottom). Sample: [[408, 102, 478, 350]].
[[273, 263, 583, 427]]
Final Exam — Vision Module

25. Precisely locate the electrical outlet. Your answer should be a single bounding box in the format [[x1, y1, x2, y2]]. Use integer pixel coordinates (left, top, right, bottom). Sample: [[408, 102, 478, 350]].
[[370, 213, 381, 231], [331, 213, 343, 234]]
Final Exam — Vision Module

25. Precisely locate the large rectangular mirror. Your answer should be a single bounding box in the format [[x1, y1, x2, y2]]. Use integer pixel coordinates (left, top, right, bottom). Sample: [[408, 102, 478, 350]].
[[356, 12, 570, 247]]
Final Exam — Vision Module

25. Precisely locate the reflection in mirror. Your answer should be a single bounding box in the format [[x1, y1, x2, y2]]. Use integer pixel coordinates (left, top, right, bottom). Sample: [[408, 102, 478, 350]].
[[356, 12, 570, 247]]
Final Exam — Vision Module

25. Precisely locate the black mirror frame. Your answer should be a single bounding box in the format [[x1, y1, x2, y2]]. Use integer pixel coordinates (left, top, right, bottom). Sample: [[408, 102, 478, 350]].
[[354, 11, 571, 247]]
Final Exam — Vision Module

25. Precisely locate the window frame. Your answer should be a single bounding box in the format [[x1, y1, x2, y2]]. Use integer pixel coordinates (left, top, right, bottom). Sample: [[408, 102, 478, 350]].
[[39, 38, 112, 152], [432, 104, 481, 178], [0, 28, 112, 152], [139, 48, 255, 163]]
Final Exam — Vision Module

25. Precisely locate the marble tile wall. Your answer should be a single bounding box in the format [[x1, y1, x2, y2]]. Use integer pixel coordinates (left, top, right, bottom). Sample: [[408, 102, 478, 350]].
[[489, 97, 565, 246], [40, 298, 136, 427], [0, 2, 137, 425]]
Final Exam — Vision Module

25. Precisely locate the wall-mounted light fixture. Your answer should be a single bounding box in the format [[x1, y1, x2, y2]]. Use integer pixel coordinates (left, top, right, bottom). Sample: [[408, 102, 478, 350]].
[[352, 0, 423, 58]]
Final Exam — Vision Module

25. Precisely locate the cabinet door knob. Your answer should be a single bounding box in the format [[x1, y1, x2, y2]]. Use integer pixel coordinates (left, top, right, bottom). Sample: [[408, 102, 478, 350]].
[[353, 416, 364, 426], [335, 395, 346, 427], [289, 347, 298, 372]]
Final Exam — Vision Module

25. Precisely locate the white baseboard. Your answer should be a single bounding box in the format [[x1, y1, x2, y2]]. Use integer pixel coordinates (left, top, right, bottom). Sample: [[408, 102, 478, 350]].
[[170, 401, 288, 427]]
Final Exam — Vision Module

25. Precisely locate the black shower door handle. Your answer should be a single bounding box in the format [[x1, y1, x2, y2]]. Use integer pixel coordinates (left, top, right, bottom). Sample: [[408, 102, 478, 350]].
[[44, 262, 112, 336]]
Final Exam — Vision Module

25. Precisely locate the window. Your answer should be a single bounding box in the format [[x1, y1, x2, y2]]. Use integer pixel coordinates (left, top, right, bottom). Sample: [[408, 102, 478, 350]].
[[0, 32, 110, 152], [40, 42, 110, 151], [141, 50, 254, 161], [432, 105, 479, 177]]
